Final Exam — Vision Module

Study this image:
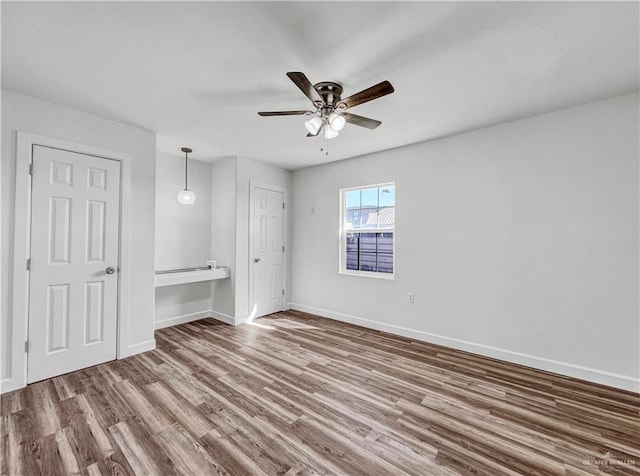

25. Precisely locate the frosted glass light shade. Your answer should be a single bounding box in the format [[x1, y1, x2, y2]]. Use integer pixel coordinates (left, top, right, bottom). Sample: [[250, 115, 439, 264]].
[[328, 113, 346, 131], [177, 189, 196, 205], [324, 125, 339, 139], [305, 116, 323, 135]]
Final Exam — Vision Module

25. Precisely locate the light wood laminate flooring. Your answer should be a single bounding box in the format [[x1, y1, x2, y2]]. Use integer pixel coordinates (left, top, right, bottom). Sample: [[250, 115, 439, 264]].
[[2, 310, 639, 475]]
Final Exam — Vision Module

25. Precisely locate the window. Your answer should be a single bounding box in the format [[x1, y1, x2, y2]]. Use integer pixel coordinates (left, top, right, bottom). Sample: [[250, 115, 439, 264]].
[[340, 183, 395, 277]]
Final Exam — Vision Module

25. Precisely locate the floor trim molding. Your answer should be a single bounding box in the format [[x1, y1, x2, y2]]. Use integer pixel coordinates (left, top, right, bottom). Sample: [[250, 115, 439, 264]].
[[0, 377, 21, 395], [155, 310, 213, 330], [234, 315, 252, 326], [154, 309, 249, 329], [121, 338, 156, 358], [288, 302, 639, 393], [209, 310, 236, 326]]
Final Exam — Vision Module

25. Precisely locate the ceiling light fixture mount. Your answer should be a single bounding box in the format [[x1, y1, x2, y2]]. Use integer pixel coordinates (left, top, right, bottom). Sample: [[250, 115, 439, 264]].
[[177, 147, 196, 205], [303, 82, 346, 140]]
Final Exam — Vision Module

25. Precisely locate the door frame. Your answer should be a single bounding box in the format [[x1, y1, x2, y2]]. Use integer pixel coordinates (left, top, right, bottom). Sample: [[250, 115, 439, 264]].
[[9, 132, 132, 391], [248, 181, 287, 320]]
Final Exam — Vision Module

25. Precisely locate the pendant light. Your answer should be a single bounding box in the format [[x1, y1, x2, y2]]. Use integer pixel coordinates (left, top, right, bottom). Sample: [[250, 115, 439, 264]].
[[177, 147, 196, 205]]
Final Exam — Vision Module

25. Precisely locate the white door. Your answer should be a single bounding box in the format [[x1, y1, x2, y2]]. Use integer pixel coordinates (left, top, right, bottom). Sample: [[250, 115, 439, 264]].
[[251, 187, 284, 317], [27, 145, 121, 383]]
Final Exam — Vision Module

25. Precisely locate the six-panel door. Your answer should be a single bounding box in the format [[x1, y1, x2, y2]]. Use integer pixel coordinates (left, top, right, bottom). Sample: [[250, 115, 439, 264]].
[[252, 187, 284, 318], [27, 145, 121, 383]]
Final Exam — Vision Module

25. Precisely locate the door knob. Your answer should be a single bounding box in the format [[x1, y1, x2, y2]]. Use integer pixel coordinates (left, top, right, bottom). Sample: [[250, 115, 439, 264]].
[[254, 258, 261, 263], [106, 267, 116, 274]]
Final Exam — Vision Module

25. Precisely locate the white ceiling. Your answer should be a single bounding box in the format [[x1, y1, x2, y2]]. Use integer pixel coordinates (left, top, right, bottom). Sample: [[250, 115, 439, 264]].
[[2, 2, 638, 170]]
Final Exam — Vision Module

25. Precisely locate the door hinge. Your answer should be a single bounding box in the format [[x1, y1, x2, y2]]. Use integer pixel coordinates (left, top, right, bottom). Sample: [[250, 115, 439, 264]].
[[26, 258, 31, 271], [282, 289, 285, 296], [282, 245, 285, 253], [24, 341, 29, 353], [282, 202, 285, 209], [28, 163, 33, 176]]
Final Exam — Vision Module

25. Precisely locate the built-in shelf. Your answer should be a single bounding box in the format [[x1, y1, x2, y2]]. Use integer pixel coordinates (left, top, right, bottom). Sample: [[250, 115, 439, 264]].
[[154, 267, 230, 288]]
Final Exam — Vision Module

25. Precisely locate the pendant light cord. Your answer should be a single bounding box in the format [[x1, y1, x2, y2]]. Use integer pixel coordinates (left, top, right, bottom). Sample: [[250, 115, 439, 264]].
[[184, 150, 188, 190]]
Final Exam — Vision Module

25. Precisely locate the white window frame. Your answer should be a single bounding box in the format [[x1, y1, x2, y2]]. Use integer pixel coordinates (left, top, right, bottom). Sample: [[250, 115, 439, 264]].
[[339, 182, 395, 280]]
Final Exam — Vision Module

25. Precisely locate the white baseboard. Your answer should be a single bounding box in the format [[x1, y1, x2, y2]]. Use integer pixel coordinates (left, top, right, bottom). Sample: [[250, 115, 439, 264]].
[[288, 302, 639, 393], [155, 310, 213, 330], [154, 308, 246, 327], [234, 315, 251, 325], [209, 309, 235, 326], [1, 377, 22, 395], [2, 338, 158, 394], [121, 338, 156, 358]]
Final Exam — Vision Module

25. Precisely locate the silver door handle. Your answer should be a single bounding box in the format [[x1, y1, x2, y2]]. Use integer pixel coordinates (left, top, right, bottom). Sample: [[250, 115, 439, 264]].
[[106, 267, 116, 274], [254, 258, 261, 263]]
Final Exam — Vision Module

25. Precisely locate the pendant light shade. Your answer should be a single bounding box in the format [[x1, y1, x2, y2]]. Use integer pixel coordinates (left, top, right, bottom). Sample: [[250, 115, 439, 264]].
[[177, 189, 196, 205], [177, 147, 196, 205]]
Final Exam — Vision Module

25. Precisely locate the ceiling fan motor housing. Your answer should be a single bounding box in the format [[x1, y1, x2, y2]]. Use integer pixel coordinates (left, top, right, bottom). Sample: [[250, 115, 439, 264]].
[[314, 82, 343, 110]]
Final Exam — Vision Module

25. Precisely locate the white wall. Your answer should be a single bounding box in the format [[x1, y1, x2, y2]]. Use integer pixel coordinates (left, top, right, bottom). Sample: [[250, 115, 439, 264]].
[[155, 282, 214, 327], [155, 152, 212, 270], [154, 153, 216, 328], [210, 157, 237, 318], [290, 93, 639, 391], [1, 90, 157, 390], [153, 155, 292, 325]]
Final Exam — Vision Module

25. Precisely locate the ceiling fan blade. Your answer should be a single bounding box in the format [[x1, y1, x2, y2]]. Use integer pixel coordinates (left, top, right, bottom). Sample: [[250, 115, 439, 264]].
[[287, 72, 324, 106], [336, 80, 394, 110], [258, 110, 313, 116], [343, 112, 382, 129]]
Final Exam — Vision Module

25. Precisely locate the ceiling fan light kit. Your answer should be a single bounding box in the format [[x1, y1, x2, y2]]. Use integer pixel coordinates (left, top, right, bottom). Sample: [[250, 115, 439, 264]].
[[324, 126, 339, 140], [328, 112, 346, 131], [258, 72, 394, 139], [305, 116, 323, 135]]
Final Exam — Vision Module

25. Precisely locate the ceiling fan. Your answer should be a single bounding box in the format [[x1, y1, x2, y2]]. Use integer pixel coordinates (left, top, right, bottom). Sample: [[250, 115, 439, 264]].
[[258, 72, 394, 139]]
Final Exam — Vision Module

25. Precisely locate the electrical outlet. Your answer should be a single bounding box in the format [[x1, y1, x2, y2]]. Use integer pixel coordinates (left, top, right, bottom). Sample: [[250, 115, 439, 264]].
[[408, 292, 414, 304]]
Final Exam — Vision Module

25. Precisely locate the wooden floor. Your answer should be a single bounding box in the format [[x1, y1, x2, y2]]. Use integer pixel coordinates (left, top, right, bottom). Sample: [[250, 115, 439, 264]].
[[2, 310, 639, 475]]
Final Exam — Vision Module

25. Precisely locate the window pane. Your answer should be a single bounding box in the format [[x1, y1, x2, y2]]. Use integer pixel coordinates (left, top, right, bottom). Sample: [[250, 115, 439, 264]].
[[345, 208, 361, 228], [345, 190, 361, 209], [361, 187, 378, 208], [360, 253, 378, 271], [345, 232, 393, 274], [377, 232, 394, 273], [361, 206, 378, 228], [379, 184, 394, 207], [345, 189, 362, 228], [360, 232, 377, 253], [345, 233, 359, 270], [377, 206, 394, 228]]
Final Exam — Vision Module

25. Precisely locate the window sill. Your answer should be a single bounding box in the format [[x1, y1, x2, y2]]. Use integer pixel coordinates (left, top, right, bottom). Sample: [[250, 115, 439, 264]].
[[339, 270, 395, 280]]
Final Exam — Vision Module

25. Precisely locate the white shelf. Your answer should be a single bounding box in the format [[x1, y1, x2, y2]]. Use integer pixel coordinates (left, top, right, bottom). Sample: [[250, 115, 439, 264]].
[[154, 267, 230, 288]]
